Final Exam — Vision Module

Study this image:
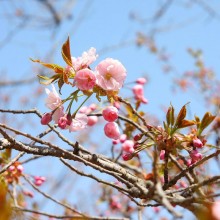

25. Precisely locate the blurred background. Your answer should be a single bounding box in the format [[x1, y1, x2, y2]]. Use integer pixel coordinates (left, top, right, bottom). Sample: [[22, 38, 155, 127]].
[[1, 0, 220, 219]]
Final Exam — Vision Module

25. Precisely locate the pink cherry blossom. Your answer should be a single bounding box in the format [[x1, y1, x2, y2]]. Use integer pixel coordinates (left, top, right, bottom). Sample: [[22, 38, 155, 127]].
[[74, 68, 96, 91], [87, 116, 98, 126], [45, 84, 62, 110], [122, 140, 134, 153], [69, 113, 88, 132], [58, 115, 69, 129], [193, 138, 203, 148], [102, 106, 118, 122], [136, 77, 147, 85], [41, 112, 52, 125], [71, 47, 98, 71], [95, 58, 126, 91], [104, 122, 120, 139], [52, 106, 64, 124], [79, 106, 91, 114]]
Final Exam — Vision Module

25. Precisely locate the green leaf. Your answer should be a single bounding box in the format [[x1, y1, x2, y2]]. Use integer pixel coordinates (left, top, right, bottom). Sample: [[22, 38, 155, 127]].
[[166, 105, 175, 126], [61, 37, 72, 67]]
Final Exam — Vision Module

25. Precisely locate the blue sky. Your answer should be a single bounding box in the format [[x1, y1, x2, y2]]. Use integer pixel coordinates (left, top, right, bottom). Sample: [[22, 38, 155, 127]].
[[1, 0, 220, 219]]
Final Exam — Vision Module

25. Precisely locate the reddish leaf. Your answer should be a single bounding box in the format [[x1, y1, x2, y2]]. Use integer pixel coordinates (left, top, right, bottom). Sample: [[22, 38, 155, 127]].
[[61, 37, 72, 67]]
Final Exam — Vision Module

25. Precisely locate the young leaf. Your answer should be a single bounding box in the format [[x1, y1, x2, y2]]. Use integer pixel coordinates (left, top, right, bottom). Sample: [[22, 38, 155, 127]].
[[178, 119, 196, 129], [31, 59, 64, 74], [37, 74, 59, 85], [166, 105, 175, 126], [175, 105, 187, 128], [198, 112, 216, 135], [58, 78, 64, 94], [61, 37, 72, 67]]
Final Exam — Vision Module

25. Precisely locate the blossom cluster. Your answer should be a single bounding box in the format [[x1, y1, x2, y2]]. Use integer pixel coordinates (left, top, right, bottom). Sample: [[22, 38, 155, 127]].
[[39, 41, 127, 135]]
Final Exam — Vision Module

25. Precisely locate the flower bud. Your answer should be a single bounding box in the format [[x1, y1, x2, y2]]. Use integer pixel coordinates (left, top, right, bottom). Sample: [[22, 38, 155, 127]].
[[102, 106, 118, 122], [159, 150, 165, 160], [122, 140, 134, 153], [122, 153, 133, 161], [119, 134, 127, 143], [41, 112, 52, 125], [136, 77, 147, 85], [193, 138, 203, 148], [104, 122, 120, 140]]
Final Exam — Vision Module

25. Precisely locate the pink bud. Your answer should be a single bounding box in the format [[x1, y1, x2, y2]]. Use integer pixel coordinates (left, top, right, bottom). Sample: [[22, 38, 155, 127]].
[[122, 153, 133, 161], [133, 143, 140, 149], [41, 112, 52, 125], [141, 97, 148, 104], [104, 122, 120, 140], [34, 176, 46, 186], [17, 164, 24, 173], [122, 140, 134, 153], [132, 84, 148, 104], [193, 138, 203, 148], [23, 191, 34, 198], [133, 133, 142, 141], [153, 207, 160, 213], [89, 103, 97, 111], [190, 150, 202, 163], [179, 180, 187, 188], [102, 106, 119, 122], [112, 139, 120, 145], [87, 116, 98, 126], [187, 159, 192, 166], [113, 101, 120, 109], [159, 150, 165, 160], [8, 165, 15, 172], [136, 77, 147, 85], [119, 134, 127, 143], [66, 114, 72, 126]]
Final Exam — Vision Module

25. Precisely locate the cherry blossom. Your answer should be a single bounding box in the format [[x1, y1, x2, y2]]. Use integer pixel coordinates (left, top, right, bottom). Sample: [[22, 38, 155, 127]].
[[69, 113, 88, 132], [71, 47, 98, 71], [74, 68, 96, 91], [95, 58, 126, 91], [87, 116, 98, 126], [45, 84, 62, 110]]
